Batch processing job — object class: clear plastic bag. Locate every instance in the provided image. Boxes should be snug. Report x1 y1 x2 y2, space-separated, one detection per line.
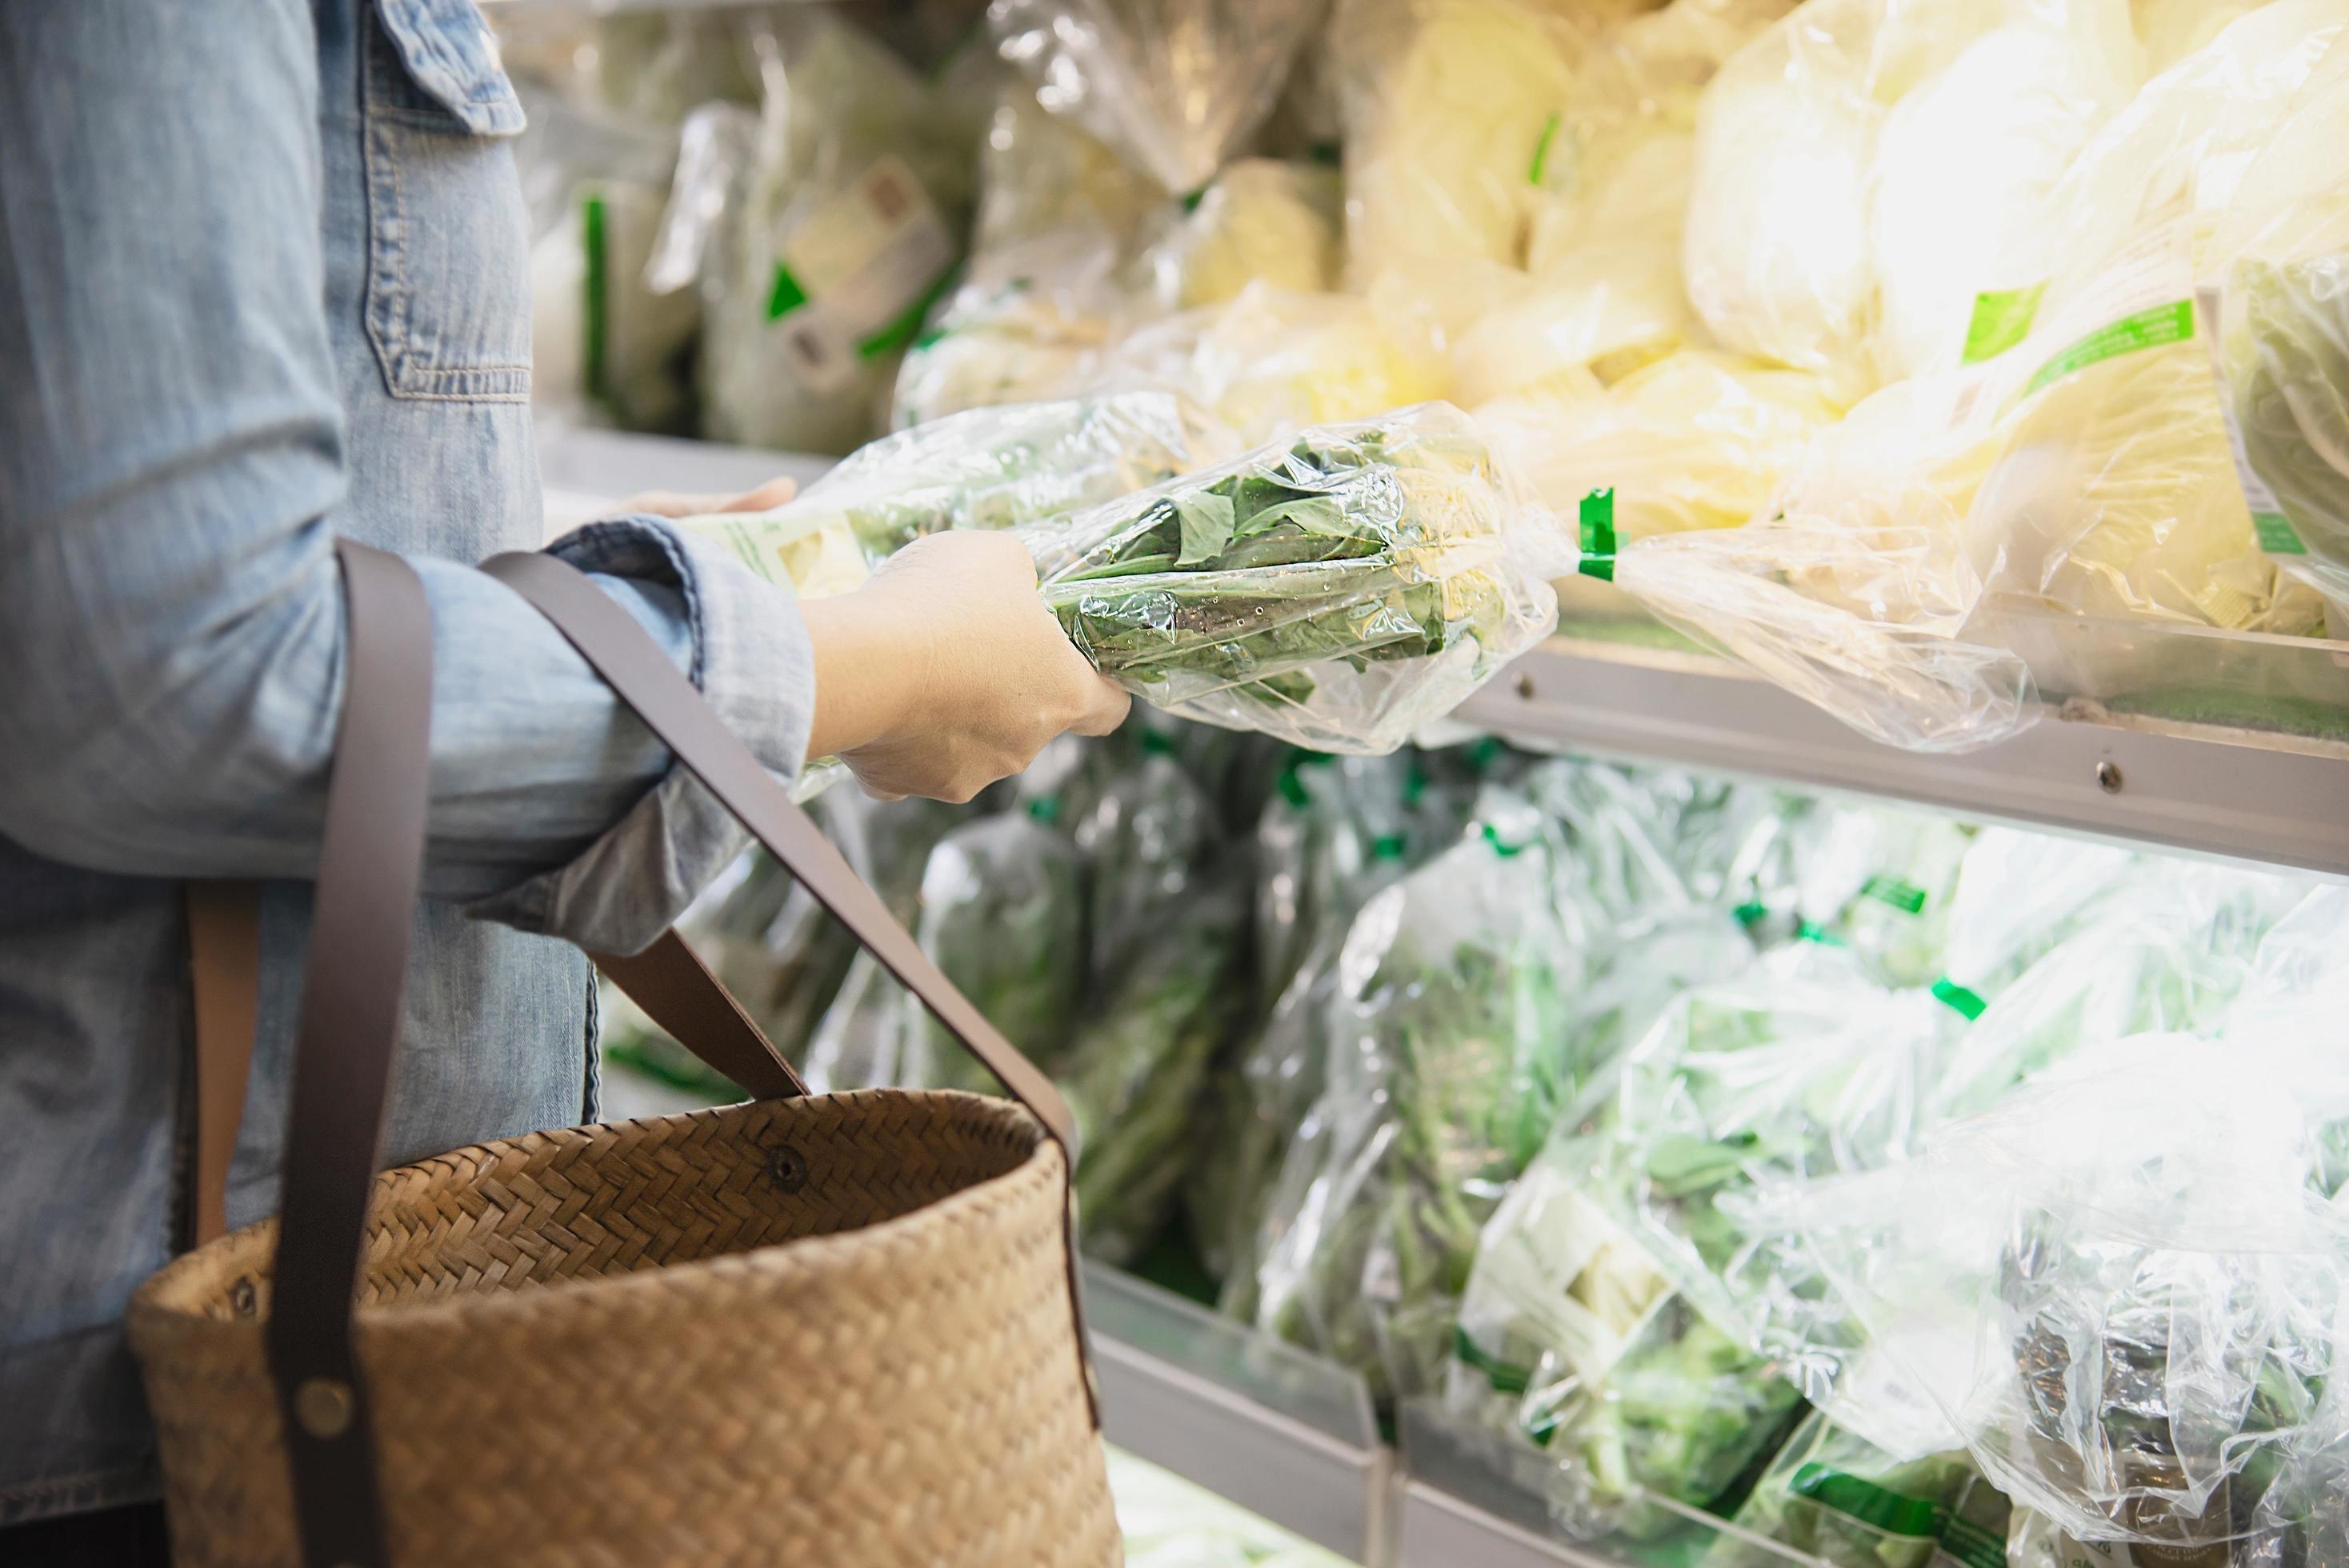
1963 2 2349 638
1479 350 1843 552
1703 1412 2012 1568
692 11 973 456
682 390 1232 592
1063 873 1247 1266
1022 402 1564 753
1782 1028 2349 1550
1683 0 2140 403
889 93 1160 428
1249 787 1581 1401
1092 282 1451 447
2207 30 2349 622
1130 158 1343 312
988 0 1326 197
1194 750 1451 1290
1331 0 1590 280
905 806 1089 1094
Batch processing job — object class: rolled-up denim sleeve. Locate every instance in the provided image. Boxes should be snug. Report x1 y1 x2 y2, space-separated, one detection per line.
0 0 813 955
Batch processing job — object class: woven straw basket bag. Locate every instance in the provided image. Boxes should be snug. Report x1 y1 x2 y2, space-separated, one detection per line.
127 542 1120 1567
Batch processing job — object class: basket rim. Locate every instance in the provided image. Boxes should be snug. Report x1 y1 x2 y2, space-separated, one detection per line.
130 1086 1067 1338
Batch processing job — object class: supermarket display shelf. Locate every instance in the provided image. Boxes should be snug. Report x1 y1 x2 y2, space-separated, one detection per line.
538 422 2349 877
1084 1266 1823 1568
1456 632 2349 882
1084 1265 1391 1566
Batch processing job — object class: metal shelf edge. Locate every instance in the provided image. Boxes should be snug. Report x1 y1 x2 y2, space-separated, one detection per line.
1459 636 2349 881
1092 1333 1391 1565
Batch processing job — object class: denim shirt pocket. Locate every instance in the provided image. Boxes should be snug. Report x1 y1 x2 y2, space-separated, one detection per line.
362 0 533 402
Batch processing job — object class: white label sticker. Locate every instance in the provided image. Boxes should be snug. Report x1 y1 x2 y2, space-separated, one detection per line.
766 157 955 394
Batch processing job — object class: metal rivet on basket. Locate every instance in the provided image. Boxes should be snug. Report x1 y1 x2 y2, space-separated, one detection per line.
228 1276 258 1319
766 1143 809 1194
294 1377 354 1439
2095 760 2123 794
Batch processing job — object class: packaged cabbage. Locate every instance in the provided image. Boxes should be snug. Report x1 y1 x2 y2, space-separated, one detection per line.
1478 350 1842 553
1450 243 1695 406
1685 0 2138 399
1022 402 1563 754
989 0 1324 196
1333 0 1587 279
1963 1 2349 638
1865 2 2139 383
1704 1414 2011 1568
1093 282 1451 446
683 391 1229 590
1249 790 1581 1400
1132 158 1342 312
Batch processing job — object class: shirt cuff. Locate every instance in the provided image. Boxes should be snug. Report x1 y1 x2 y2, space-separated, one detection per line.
465 516 815 954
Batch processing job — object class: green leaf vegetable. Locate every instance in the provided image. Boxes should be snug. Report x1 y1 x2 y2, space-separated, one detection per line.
1704 1414 2011 1568
908 808 1088 1094
1249 791 1579 1402
1066 877 1248 1267
1026 403 1560 753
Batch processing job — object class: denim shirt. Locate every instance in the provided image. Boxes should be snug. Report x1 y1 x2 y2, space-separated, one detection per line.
0 0 814 1522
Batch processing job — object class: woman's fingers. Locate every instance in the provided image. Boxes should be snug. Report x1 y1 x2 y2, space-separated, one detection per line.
621 474 799 521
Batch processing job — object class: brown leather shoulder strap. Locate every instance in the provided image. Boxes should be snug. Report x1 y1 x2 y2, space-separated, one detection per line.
593 930 808 1102
481 550 1078 1151
185 882 260 1248
266 538 434 1568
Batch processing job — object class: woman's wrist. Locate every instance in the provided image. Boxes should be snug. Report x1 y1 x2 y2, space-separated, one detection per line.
800 588 931 761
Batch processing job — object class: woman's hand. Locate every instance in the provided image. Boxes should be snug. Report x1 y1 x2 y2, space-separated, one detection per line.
619 474 800 521
799 532 1130 802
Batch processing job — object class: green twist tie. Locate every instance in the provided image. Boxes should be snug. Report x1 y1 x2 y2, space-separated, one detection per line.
1451 1326 1533 1396
1732 900 1769 927
1138 728 1178 758
1578 489 1617 582
1861 875 1928 914
1370 834 1407 862
1795 921 1847 947
1482 823 1527 858
1931 978 1987 1020
1528 111 1562 185
1027 794 1062 826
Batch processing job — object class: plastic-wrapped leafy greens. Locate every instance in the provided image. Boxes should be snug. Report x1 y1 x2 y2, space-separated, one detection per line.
1194 750 1450 1290
1023 402 1564 753
1783 802 1973 988
682 392 1231 592
1072 749 1221 986
988 0 1326 197
1109 1446 1358 1567
1249 788 1579 1401
1063 873 1247 1266
905 806 1089 1094
1445 1129 1806 1544
1703 1413 2012 1568
693 11 972 456
1783 1030 2349 1551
